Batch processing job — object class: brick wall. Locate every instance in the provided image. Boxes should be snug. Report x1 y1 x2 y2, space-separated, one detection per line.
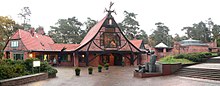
0 73 48 86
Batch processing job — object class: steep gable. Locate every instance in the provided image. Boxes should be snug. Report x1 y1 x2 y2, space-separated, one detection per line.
130 40 143 48
4 29 55 51
75 14 142 53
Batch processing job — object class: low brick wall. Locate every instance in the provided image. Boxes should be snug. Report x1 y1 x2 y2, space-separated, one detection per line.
134 72 162 78
0 73 48 86
134 63 182 78
162 63 182 75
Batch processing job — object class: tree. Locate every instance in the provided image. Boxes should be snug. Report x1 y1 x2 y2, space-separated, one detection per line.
49 17 84 44
0 16 17 42
119 11 140 40
36 26 45 35
0 16 22 59
118 11 148 44
84 17 97 32
182 26 193 38
182 21 211 42
149 22 172 46
136 30 148 44
18 7 31 30
212 24 220 40
173 34 187 42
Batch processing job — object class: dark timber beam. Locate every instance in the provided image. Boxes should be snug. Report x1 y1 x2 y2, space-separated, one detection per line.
85 42 93 66
86 52 89 66
130 53 134 65
133 54 141 65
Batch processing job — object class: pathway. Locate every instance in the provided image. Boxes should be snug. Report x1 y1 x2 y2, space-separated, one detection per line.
22 66 220 86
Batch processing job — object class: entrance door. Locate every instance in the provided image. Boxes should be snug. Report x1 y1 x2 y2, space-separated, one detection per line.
113 53 122 66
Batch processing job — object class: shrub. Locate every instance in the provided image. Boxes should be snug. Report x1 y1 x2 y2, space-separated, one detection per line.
24 58 39 72
0 58 58 80
75 67 81 76
160 56 193 64
75 67 81 72
40 61 51 72
104 63 109 68
2 59 14 65
175 54 185 59
0 65 17 80
88 67 93 74
218 52 220 56
0 51 3 59
98 65 102 72
47 67 58 76
98 65 102 69
88 67 93 71
104 63 109 70
202 52 212 57
173 52 211 62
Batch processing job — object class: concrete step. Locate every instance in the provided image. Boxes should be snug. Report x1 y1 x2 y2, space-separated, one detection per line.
176 68 220 81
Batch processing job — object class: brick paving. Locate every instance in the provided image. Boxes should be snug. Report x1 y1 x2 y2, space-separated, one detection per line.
22 65 220 86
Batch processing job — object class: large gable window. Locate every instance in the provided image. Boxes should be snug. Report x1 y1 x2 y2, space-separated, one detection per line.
101 32 120 48
11 41 18 48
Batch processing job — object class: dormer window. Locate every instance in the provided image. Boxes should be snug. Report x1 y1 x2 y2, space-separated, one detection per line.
11 40 18 48
108 19 112 25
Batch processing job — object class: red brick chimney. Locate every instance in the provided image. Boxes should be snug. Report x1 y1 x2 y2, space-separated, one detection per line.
29 28 35 37
37 27 45 35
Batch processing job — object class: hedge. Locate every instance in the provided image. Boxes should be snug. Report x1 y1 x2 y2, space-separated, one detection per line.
159 56 193 64
174 52 212 62
0 58 57 80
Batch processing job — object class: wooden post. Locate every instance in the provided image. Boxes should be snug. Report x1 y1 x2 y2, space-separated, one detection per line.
130 53 134 65
86 52 89 66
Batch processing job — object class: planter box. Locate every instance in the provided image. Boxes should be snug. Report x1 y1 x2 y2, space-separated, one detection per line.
48 73 57 78
134 63 182 78
134 71 162 78
161 63 182 75
0 73 48 86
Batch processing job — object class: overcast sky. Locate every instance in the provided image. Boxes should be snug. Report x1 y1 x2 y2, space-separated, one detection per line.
1 0 220 36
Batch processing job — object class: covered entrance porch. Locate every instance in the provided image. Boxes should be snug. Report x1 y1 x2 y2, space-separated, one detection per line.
75 51 143 67
29 51 74 66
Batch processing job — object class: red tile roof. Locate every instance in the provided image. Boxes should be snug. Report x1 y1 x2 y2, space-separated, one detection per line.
8 29 81 51
129 40 143 48
75 15 107 50
10 29 54 51
6 14 143 53
49 44 80 51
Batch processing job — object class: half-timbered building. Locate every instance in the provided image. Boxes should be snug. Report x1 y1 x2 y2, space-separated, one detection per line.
3 10 147 66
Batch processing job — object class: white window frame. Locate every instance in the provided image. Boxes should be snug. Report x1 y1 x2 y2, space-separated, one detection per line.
11 41 19 48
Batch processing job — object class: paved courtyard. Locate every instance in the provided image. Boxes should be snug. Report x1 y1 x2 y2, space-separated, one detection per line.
22 65 220 86
186 57 220 69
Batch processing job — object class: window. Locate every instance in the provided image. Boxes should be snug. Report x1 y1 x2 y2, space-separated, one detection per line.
11 41 18 48
60 54 69 62
103 32 120 48
105 28 114 32
108 19 112 25
14 54 23 60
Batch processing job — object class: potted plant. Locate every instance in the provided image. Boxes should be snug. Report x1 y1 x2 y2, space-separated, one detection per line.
75 67 81 76
98 65 102 72
88 67 93 75
104 63 109 70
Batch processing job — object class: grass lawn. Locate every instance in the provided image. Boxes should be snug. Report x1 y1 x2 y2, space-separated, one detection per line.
211 53 218 57
159 56 195 64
